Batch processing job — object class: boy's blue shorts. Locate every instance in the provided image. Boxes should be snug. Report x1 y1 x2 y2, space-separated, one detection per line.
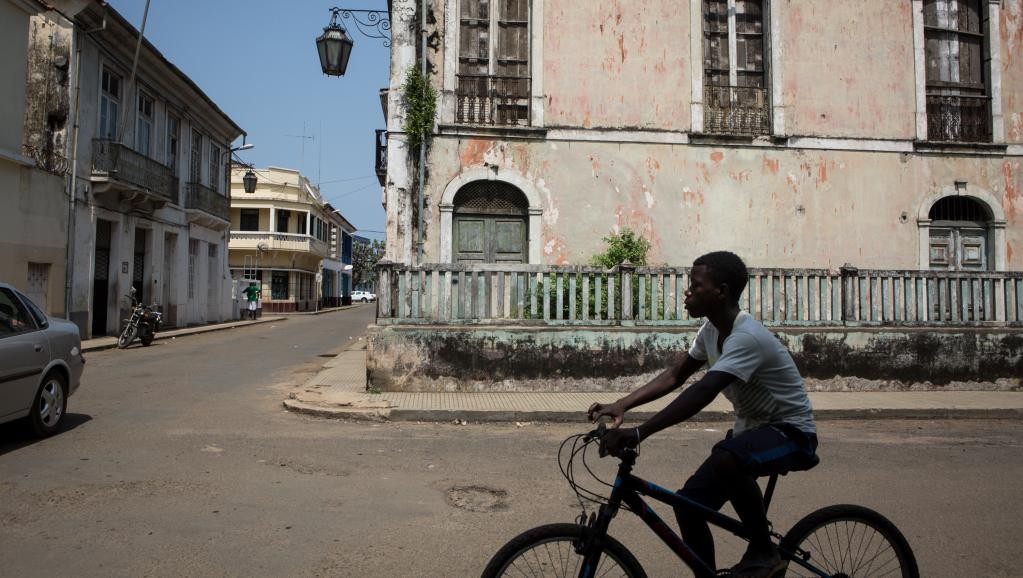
678 423 819 510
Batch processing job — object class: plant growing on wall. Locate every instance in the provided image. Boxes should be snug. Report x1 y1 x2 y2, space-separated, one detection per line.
401 64 436 150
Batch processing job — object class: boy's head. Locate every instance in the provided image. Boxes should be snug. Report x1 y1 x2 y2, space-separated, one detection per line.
692 251 748 306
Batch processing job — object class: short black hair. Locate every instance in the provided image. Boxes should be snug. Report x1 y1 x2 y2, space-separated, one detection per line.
693 251 748 303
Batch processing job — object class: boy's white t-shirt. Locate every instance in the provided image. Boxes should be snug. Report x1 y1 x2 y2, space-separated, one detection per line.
688 311 816 435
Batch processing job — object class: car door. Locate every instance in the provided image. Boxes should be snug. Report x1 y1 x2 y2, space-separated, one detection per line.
0 287 46 421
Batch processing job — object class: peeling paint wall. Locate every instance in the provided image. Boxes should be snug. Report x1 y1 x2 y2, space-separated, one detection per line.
23 14 72 163
543 1 691 130
424 138 1023 270
391 1 1023 270
367 325 1023 391
782 1 917 139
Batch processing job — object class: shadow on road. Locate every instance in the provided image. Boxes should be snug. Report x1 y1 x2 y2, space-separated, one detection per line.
0 413 93 457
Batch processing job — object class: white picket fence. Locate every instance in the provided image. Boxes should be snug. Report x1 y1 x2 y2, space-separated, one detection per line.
375 263 1023 327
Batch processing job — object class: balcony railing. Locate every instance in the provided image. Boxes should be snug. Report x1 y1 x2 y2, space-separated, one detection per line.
704 86 771 136
375 263 1023 327
455 74 531 126
185 182 230 221
230 232 329 256
375 129 387 186
91 139 177 203
926 94 992 143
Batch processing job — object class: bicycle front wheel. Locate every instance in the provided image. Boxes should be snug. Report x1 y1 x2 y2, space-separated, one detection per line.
482 523 646 578
780 504 919 578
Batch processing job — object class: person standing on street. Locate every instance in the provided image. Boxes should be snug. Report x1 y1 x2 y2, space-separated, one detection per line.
242 282 261 320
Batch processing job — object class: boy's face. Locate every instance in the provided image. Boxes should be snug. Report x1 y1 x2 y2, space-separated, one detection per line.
684 265 725 317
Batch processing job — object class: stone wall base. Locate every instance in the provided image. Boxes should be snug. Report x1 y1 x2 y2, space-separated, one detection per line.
366 324 1023 392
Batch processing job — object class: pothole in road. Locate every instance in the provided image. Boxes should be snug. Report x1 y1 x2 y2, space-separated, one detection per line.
318 354 335 358
446 485 509 512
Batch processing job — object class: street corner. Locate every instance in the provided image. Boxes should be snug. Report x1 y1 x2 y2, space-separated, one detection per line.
282 395 396 422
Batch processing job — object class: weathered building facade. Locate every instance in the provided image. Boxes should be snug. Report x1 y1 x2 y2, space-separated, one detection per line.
0 0 76 317
25 3 246 337
382 0 1023 272
228 166 355 313
369 0 1023 392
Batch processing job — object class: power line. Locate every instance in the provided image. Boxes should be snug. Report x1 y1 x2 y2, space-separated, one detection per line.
318 175 377 186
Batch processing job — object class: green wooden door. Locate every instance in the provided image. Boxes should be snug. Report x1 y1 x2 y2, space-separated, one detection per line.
455 216 526 263
452 180 529 264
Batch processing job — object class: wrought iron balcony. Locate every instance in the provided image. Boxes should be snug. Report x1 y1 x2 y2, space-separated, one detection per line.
926 95 992 143
91 139 177 209
185 181 230 227
455 75 531 126
703 85 771 136
375 129 387 186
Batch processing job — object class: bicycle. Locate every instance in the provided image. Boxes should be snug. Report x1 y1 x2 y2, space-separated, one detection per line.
482 423 919 578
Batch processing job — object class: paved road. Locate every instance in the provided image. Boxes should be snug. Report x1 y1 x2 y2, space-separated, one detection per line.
1 307 1020 577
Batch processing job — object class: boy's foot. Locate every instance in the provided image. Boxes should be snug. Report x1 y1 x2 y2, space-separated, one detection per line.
731 546 785 578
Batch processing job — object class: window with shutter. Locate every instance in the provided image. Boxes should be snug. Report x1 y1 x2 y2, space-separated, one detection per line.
703 0 770 136
456 0 531 126
923 0 991 142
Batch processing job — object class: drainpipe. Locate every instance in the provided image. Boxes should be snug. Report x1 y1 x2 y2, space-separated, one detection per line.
64 27 83 321
416 0 426 265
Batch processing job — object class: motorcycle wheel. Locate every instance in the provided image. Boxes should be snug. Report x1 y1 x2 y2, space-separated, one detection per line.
141 332 154 347
117 325 137 349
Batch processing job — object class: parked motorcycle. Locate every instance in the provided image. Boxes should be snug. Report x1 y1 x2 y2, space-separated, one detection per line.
117 287 163 349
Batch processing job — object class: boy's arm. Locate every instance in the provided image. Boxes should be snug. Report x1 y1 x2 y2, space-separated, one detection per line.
634 370 734 440
588 353 705 426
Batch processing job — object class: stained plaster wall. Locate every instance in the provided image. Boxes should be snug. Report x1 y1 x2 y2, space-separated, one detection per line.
542 0 691 130
367 324 1023 392
406 0 1023 270
423 138 1023 269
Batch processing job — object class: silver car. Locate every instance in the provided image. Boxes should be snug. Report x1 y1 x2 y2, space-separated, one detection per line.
0 282 85 436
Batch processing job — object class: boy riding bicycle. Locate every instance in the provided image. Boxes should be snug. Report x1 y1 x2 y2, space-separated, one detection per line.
589 251 819 578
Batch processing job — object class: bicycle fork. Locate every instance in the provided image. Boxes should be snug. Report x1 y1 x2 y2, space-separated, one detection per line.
574 501 620 578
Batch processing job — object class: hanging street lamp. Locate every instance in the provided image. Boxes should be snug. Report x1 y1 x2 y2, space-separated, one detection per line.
242 170 258 194
316 8 390 77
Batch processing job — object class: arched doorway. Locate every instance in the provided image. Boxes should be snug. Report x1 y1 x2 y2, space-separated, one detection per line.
452 180 528 264
927 196 992 270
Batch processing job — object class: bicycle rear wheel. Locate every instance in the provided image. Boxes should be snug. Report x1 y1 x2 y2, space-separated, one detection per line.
482 523 646 578
779 504 919 578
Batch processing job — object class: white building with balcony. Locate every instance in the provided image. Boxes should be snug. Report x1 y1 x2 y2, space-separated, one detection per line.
22 3 244 337
229 166 355 313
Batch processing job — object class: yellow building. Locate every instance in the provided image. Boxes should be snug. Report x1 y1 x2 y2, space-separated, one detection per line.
229 166 355 313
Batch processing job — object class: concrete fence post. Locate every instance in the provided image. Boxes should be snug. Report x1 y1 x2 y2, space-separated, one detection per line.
840 264 859 323
619 260 636 323
376 260 394 319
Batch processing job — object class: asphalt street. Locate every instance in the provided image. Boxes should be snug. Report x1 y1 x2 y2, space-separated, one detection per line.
1 306 1020 577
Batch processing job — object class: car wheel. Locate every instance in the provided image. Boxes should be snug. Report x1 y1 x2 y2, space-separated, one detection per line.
27 371 67 437
361 298 368 302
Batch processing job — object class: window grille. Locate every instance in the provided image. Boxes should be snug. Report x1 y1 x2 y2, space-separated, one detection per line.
703 0 770 136
456 0 531 125
923 0 991 142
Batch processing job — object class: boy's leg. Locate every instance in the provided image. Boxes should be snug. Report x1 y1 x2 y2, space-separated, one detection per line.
675 451 731 572
716 425 818 576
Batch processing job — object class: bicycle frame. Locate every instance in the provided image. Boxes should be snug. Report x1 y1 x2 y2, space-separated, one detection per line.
578 450 830 578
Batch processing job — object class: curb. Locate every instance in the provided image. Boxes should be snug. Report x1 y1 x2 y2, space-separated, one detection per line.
83 316 286 353
283 404 1023 423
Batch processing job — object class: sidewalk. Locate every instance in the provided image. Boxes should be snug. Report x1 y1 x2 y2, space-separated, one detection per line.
82 316 287 352
284 342 1023 422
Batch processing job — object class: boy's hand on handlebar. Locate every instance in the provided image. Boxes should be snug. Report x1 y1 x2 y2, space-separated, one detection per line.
587 400 625 427
600 427 640 458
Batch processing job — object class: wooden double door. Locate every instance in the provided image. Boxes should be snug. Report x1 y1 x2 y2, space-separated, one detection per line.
452 180 528 264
